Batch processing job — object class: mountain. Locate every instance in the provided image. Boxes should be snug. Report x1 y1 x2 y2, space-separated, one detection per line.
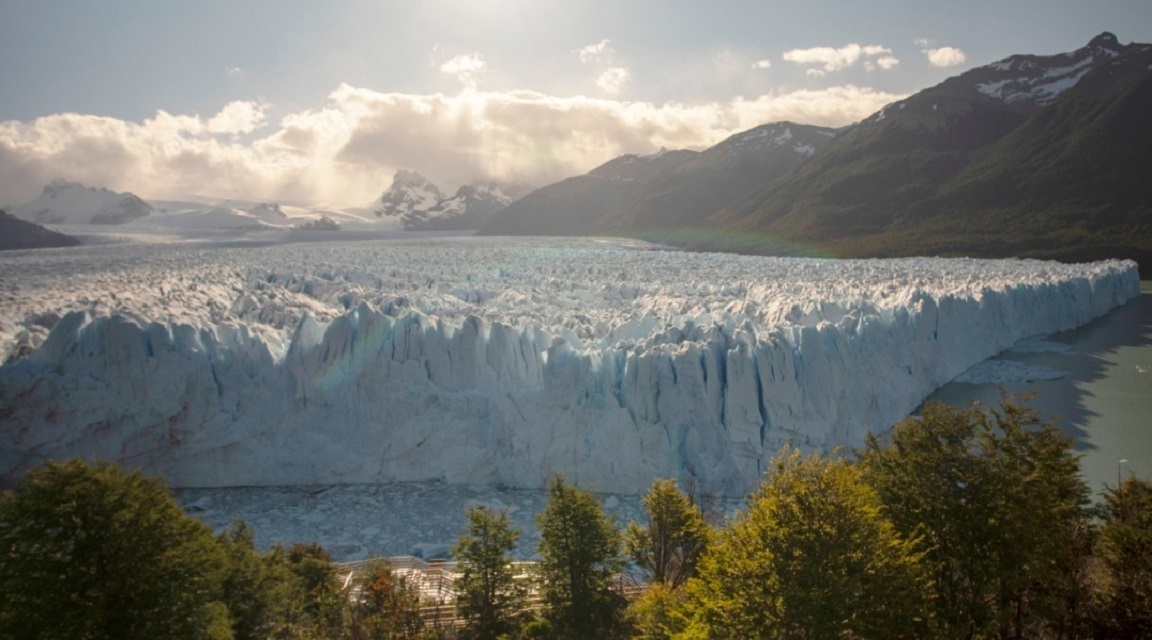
479 125 837 238
479 149 699 235
712 33 1152 273
9 180 153 225
375 170 533 230
479 34 1151 275
596 123 839 234
245 202 289 222
0 210 81 250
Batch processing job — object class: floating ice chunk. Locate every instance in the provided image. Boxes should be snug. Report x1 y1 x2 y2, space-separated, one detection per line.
1010 337 1074 353
953 359 1070 384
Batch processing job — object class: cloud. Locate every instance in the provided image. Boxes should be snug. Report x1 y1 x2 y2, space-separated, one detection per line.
876 56 900 70
227 67 244 78
913 38 931 47
596 67 630 95
864 55 901 72
439 53 488 87
207 101 268 135
577 40 628 94
576 39 612 63
0 84 907 206
782 43 894 72
924 46 967 67
751 59 773 70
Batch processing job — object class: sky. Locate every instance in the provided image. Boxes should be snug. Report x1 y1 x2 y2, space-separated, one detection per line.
1 0 1149 207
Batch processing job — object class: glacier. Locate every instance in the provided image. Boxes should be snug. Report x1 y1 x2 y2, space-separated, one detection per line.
0 236 1139 495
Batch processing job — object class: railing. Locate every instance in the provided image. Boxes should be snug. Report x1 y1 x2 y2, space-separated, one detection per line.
335 556 646 628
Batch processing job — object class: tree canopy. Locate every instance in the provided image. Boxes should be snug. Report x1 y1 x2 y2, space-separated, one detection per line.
536 474 627 639
859 395 1091 639
454 505 527 640
625 478 711 590
1092 476 1152 638
678 449 933 639
0 459 230 640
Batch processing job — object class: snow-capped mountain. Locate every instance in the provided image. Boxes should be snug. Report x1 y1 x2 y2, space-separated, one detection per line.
711 122 838 158
971 32 1124 108
9 180 153 225
718 31 1152 273
857 31 1136 133
586 148 700 182
143 197 363 231
375 170 445 221
375 170 532 230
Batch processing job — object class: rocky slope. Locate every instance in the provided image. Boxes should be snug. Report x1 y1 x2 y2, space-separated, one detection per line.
0 210 81 250
482 33 1152 275
715 33 1152 273
479 149 699 236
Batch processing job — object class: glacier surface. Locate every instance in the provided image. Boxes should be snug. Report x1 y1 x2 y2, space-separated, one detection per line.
0 236 1139 495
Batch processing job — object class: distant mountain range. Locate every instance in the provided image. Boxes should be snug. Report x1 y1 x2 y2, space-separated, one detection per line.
8 180 153 225
6 33 1147 272
376 170 534 231
480 32 1152 275
480 126 838 237
7 183 371 232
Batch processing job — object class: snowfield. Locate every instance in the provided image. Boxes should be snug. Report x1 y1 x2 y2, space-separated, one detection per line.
0 235 1139 495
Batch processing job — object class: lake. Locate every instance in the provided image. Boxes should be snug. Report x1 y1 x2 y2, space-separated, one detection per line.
926 282 1152 495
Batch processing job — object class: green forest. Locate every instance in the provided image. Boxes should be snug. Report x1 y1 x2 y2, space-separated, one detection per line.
1 396 1149 640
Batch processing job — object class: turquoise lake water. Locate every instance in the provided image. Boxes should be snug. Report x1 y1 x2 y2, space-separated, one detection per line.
926 283 1152 497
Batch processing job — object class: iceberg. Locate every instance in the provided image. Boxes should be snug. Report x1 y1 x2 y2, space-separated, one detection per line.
0 237 1139 495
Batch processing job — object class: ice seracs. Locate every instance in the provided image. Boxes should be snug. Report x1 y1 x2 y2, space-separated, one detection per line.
0 238 1139 495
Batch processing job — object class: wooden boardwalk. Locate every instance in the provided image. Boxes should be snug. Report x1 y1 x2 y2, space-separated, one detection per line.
335 556 644 628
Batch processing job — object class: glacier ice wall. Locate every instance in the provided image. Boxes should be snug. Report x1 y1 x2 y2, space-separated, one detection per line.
0 238 1140 494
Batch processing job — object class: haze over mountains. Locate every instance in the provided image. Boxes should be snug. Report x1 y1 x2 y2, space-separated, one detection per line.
481 124 838 237
375 170 534 231
481 32 1152 274
8 180 153 226
4 33 1148 275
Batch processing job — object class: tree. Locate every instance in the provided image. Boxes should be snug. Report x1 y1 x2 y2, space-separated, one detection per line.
0 459 230 640
349 558 424 640
677 449 934 640
454 505 527 640
1092 477 1152 638
625 478 711 590
858 395 1091 639
217 520 307 640
536 474 627 639
286 541 348 638
627 582 689 640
